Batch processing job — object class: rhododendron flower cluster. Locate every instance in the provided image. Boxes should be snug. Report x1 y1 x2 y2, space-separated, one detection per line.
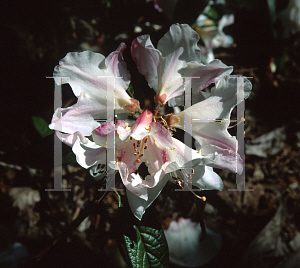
50 24 251 220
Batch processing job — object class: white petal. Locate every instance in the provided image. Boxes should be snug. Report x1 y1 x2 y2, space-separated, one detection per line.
53 48 139 115
93 120 128 148
193 166 223 190
218 15 234 32
182 59 233 94
50 92 100 136
157 24 201 62
126 171 169 220
169 76 251 174
132 24 204 106
72 138 107 169
55 131 87 147
131 35 161 91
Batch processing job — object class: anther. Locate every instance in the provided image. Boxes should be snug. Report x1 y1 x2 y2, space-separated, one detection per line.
130 137 132 140
191 168 194 174
144 146 147 149
134 152 139 155
139 154 143 157
136 158 141 163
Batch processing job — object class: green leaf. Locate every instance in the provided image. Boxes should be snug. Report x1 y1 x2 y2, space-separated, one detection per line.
138 226 169 268
123 226 150 268
127 83 134 98
203 7 219 22
123 226 169 268
117 196 169 268
32 116 54 138
62 151 77 165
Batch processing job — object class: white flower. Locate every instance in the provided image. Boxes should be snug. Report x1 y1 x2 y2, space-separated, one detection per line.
72 111 214 220
50 24 251 220
164 218 222 267
194 14 234 63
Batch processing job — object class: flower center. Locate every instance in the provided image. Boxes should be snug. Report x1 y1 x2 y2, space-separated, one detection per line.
131 136 148 163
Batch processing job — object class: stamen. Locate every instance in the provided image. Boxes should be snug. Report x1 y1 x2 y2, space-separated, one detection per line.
185 182 206 202
138 139 146 156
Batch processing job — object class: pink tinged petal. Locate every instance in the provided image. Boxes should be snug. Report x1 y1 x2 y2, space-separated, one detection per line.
164 137 215 174
149 122 174 149
53 50 107 98
142 136 167 175
117 125 132 141
168 76 251 174
55 131 87 147
131 35 160 91
53 49 138 115
204 145 243 175
105 42 130 89
124 98 140 114
93 120 128 147
130 110 153 140
117 139 141 176
182 59 233 95
155 47 186 105
193 166 224 190
72 138 107 169
105 43 141 114
49 92 100 136
132 24 203 106
125 171 169 220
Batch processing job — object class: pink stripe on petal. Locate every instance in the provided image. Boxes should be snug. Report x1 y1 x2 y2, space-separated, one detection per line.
198 132 237 152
